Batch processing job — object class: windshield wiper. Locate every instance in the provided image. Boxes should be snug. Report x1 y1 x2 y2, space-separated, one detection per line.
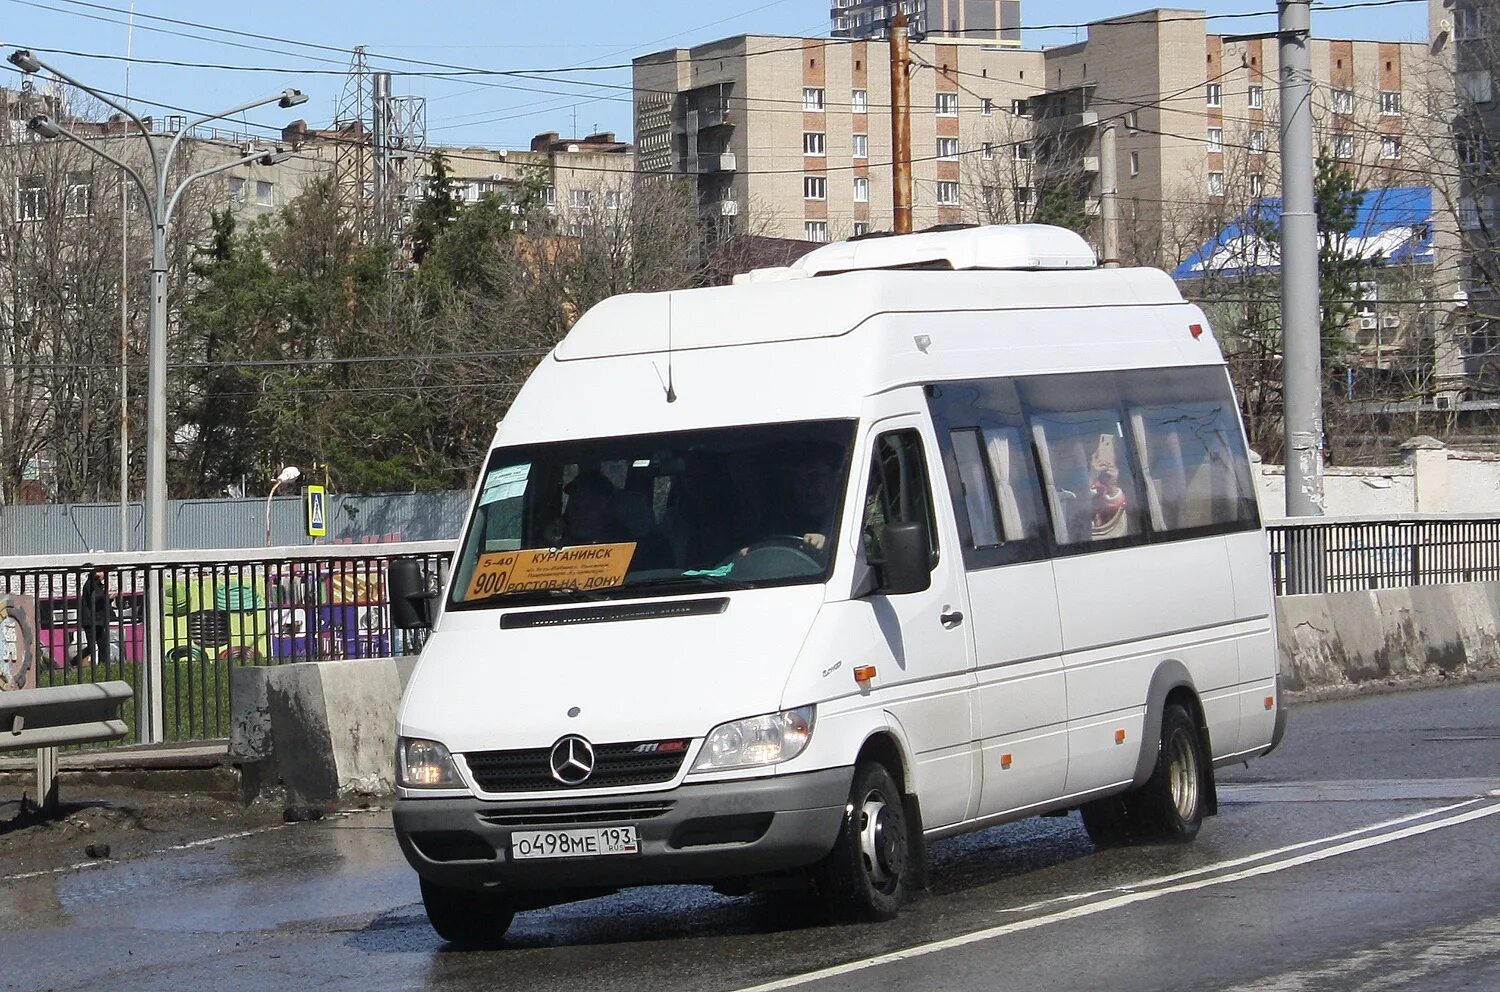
626 574 756 593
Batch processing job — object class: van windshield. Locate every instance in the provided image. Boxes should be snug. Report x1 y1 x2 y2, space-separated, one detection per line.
448 420 857 608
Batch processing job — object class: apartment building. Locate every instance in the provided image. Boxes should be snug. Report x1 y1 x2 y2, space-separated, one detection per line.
436 130 636 217
831 0 1022 44
635 35 1043 242
1429 0 1499 393
634 9 1427 258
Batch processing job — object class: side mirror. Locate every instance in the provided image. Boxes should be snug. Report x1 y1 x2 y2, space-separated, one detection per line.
390 559 435 629
878 522 932 595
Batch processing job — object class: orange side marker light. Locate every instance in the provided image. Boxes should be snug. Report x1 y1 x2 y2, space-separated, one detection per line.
853 665 878 684
1265 696 1276 710
1114 729 1127 745
1000 753 1013 770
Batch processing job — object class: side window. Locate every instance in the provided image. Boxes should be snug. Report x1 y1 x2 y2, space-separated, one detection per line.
1121 367 1260 535
861 429 938 565
1022 373 1147 548
927 379 1050 567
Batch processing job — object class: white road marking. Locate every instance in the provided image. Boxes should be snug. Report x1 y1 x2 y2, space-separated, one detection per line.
1213 912 1500 992
729 799 1500 992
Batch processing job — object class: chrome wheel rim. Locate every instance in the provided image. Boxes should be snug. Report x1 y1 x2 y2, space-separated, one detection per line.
857 790 906 890
1168 729 1200 821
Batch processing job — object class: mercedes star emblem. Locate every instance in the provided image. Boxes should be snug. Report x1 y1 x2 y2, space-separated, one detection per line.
549 735 596 785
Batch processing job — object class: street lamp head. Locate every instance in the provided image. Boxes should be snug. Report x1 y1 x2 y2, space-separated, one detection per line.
257 149 293 166
278 88 308 109
7 50 43 74
275 465 302 485
26 114 62 139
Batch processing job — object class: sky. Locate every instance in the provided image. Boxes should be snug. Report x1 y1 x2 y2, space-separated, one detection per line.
0 0 1431 150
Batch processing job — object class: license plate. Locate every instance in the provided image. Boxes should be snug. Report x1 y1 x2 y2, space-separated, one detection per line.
511 826 639 860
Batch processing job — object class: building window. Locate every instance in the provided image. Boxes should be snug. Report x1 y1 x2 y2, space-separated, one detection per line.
256 181 274 206
1379 90 1401 116
851 89 868 113
981 97 993 116
982 142 994 160
1459 70 1493 104
1129 151 1140 177
1125 110 1139 130
1207 128 1224 152
1456 7 1486 41
1381 135 1402 160
1459 134 1491 170
1250 173 1264 197
1248 85 1264 109
1333 133 1356 159
542 185 556 207
936 180 960 205
853 176 869 202
1251 129 1267 153
1014 186 1032 212
569 188 591 208
64 172 92 218
1208 171 1225 196
1013 143 1031 161
229 177 246 203
1332 88 1354 114
805 220 829 242
803 131 826 156
16 175 44 221
1011 98 1030 118
936 92 958 116
853 133 868 158
803 87 825 112
605 190 622 210
853 221 870 236
803 175 827 200
937 137 959 160
1460 195 1482 230
1206 83 1222 107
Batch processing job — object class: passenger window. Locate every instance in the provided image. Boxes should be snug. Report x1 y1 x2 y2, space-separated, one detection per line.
861 430 938 565
1022 373 1146 547
1121 367 1259 534
949 429 1001 547
978 425 1049 544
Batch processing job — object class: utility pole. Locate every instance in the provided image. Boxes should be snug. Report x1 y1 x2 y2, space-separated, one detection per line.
1099 121 1120 268
889 11 913 234
1278 0 1323 518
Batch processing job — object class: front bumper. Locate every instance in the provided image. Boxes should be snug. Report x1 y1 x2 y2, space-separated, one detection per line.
393 766 853 893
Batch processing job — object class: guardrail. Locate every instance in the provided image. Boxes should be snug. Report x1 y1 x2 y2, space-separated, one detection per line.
1 680 132 813
1266 515 1500 595
0 543 451 746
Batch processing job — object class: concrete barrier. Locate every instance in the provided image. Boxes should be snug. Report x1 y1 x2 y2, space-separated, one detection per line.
231 657 416 805
1275 581 1500 692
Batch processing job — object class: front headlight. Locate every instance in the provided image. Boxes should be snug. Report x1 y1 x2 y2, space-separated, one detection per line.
691 706 816 772
397 737 462 788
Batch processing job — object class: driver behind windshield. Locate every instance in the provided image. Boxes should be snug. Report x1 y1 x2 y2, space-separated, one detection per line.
754 443 843 556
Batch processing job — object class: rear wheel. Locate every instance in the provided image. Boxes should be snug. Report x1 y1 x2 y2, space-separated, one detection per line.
815 762 911 922
1079 794 1131 847
420 878 515 948
1134 703 1206 843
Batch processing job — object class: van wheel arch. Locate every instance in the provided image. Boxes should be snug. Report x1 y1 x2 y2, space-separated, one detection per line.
854 730 928 891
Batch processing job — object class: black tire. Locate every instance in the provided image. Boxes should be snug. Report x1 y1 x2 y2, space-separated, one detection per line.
420 878 516 948
815 762 911 922
1079 794 1132 848
1132 703 1207 843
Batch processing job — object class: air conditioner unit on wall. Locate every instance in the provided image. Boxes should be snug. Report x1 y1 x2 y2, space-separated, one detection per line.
1359 315 1379 330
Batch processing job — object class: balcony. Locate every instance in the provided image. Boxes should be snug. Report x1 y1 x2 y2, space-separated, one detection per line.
1032 110 1099 138
699 153 737 173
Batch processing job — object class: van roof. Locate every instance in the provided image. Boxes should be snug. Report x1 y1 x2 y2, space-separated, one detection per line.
554 266 1187 362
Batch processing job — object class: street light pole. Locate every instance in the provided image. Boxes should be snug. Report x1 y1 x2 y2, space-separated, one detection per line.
8 48 306 741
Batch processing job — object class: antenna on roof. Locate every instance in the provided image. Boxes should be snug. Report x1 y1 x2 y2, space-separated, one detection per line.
654 295 677 404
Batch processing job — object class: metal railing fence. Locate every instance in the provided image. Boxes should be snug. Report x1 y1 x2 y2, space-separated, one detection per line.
0 542 451 745
1267 515 1500 595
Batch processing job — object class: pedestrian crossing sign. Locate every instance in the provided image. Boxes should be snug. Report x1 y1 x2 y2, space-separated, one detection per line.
305 485 327 538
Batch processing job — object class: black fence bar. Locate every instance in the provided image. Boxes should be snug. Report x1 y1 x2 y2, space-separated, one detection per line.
1267 518 1500 596
0 546 451 745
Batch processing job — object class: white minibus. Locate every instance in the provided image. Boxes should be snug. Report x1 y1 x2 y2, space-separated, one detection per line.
388 225 1286 946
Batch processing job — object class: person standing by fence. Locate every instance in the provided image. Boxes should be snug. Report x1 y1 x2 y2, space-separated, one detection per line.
78 565 113 667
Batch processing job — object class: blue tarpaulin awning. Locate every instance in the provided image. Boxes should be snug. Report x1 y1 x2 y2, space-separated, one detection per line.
1172 186 1433 281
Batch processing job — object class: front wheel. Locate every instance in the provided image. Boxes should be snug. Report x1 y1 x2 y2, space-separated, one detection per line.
815 762 911 922
420 877 515 948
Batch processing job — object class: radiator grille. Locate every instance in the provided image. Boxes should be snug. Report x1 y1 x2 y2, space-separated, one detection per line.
465 742 688 793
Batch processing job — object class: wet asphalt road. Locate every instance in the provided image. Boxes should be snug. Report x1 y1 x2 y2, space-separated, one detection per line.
4 681 1499 992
